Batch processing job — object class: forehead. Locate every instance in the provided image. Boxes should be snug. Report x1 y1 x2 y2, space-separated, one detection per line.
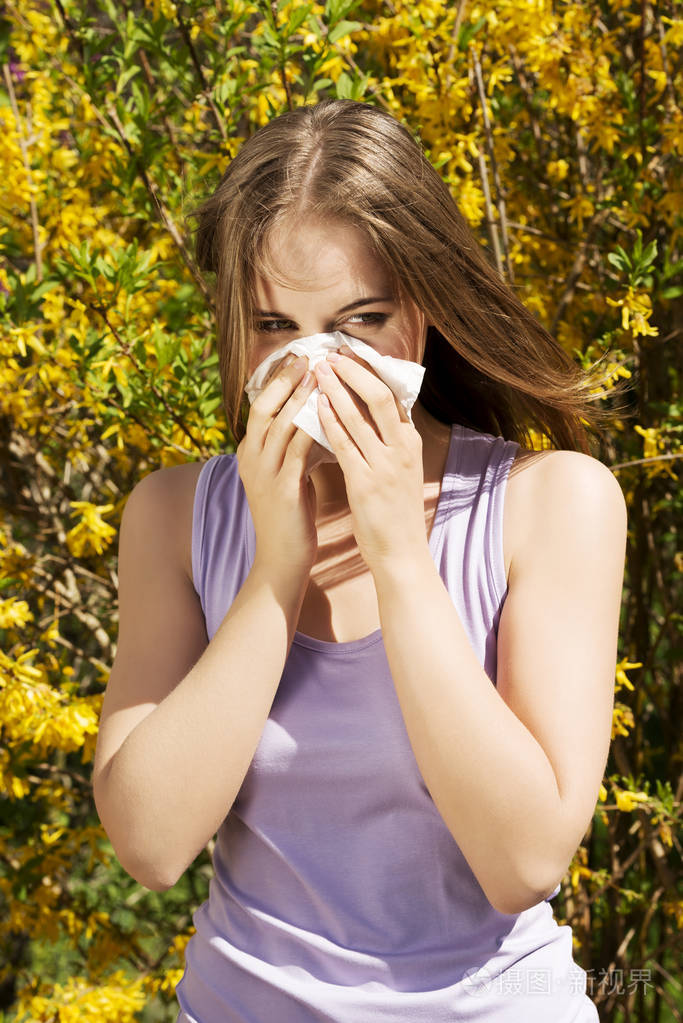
253 216 393 301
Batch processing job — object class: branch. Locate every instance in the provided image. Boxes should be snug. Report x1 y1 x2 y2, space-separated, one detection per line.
6 2 213 305
104 102 213 304
2 63 43 282
175 9 228 141
270 0 294 111
610 452 682 472
471 48 513 282
549 206 610 334
87 299 205 454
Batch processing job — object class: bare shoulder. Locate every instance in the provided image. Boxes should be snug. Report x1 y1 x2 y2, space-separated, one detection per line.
506 447 627 580
128 461 206 584
512 447 626 507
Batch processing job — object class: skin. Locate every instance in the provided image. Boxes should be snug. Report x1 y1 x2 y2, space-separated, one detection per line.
93 212 627 911
237 212 628 915
247 214 452 532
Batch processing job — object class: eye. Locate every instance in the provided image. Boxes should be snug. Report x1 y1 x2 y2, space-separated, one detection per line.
344 313 388 326
255 319 293 333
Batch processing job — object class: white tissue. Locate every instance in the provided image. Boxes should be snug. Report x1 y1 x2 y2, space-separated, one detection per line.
244 332 426 456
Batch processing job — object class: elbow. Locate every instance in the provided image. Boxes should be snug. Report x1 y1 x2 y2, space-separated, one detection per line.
93 780 180 893
489 884 557 916
122 853 179 892
486 866 564 916
111 844 180 892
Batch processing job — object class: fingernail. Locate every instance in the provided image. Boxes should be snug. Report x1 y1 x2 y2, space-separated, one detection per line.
316 360 332 374
299 370 312 387
327 351 341 362
293 355 307 370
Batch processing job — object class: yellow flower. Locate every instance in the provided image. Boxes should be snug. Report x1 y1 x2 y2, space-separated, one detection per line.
658 822 673 848
606 289 660 338
611 701 634 739
547 159 569 181
614 788 649 812
66 501 117 558
0 596 34 630
615 658 642 692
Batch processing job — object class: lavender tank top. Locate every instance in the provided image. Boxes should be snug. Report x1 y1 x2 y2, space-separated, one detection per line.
176 423 598 1023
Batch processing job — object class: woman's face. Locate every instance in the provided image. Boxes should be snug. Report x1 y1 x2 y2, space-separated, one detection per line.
247 216 429 378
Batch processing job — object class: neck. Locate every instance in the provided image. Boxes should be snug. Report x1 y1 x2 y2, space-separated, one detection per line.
306 399 451 521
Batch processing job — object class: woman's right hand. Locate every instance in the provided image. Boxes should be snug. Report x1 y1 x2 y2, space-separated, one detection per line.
236 355 318 577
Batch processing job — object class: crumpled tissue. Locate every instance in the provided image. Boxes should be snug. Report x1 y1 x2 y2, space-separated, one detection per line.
244 331 425 457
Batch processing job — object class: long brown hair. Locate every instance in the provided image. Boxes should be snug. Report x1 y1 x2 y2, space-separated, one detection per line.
187 98 632 452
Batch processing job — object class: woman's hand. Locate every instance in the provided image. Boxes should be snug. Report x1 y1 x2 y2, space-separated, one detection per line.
237 355 318 576
314 347 428 573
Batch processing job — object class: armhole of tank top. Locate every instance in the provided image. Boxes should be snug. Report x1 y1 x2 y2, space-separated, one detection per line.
488 437 521 610
191 455 222 610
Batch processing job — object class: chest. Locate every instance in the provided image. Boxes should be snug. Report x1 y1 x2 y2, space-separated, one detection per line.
295 462 528 644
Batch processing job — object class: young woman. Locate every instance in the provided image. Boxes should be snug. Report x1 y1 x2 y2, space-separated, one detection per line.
93 99 629 1021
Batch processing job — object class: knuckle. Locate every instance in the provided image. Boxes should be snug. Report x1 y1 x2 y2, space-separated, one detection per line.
250 392 269 417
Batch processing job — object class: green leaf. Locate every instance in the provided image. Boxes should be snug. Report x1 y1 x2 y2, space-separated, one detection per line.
130 80 150 122
154 330 182 371
458 15 487 51
115 376 133 408
324 0 360 27
287 3 312 35
607 251 629 272
199 396 222 417
335 71 354 99
328 19 362 43
305 12 323 37
31 279 61 302
640 239 658 269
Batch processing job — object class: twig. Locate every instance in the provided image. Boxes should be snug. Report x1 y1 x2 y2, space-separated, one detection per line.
476 143 503 277
175 9 228 141
6 1 212 304
137 48 177 148
2 63 43 282
639 0 648 165
313 14 394 111
471 48 513 282
104 102 212 303
270 0 294 111
549 207 611 334
654 4 677 108
87 299 205 454
610 452 681 472
446 0 468 65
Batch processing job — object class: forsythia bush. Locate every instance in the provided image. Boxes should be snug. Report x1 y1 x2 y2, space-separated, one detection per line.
0 1 680 1020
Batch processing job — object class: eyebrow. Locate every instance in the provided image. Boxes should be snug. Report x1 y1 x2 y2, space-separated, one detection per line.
254 296 394 317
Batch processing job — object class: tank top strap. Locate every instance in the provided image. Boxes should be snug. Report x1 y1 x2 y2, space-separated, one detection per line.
192 453 253 637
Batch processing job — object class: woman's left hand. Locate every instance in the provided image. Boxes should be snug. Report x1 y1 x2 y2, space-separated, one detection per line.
314 347 429 574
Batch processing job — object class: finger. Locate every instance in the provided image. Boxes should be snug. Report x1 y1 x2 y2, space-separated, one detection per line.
262 369 317 464
245 355 308 445
314 361 383 460
281 421 316 476
323 353 406 445
317 391 369 473
338 349 411 427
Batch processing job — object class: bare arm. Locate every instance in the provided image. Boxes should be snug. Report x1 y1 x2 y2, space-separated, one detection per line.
93 355 317 890
94 489 308 890
371 453 627 914
312 350 628 915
